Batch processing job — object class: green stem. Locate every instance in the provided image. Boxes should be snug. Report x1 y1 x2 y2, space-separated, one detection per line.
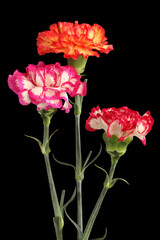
43 122 63 240
82 159 118 240
75 114 82 175
77 180 83 235
75 113 83 240
109 156 118 181
82 187 108 240
67 57 87 240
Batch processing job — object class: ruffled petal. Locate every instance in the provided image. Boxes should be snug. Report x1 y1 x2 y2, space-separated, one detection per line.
17 73 34 92
18 91 31 105
28 87 43 104
37 30 59 55
60 92 72 113
85 106 108 132
76 81 87 96
132 111 154 145
8 70 21 94
107 121 122 138
8 61 86 112
44 88 59 100
37 21 113 59
45 70 57 87
8 70 34 94
45 99 62 109
86 106 154 145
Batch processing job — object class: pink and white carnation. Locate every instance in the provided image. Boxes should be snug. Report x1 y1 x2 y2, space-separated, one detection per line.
8 61 87 113
86 106 154 145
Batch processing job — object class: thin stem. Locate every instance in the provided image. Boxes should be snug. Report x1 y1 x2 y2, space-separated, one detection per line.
82 158 118 240
75 114 82 175
43 124 49 147
82 187 108 240
75 113 83 240
77 180 83 234
43 122 63 240
109 157 118 182
44 153 61 218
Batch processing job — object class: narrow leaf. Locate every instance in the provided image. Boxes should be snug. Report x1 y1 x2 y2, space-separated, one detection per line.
114 178 130 185
64 208 83 237
53 153 76 171
45 129 59 154
91 228 107 240
69 99 75 105
60 190 66 216
110 178 129 188
24 134 44 153
83 151 93 169
94 164 110 188
63 188 83 237
63 188 76 210
82 144 102 172
48 129 59 142
94 164 108 176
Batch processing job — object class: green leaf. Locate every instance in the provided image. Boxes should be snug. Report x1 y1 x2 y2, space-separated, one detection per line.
110 178 129 188
94 164 108 176
63 188 76 210
52 153 76 171
83 151 93 169
63 188 83 237
90 228 107 240
60 190 66 217
64 208 83 237
94 164 111 189
45 129 59 154
24 134 45 154
82 144 102 172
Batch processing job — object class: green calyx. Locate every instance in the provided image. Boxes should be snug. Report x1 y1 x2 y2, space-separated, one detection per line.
103 132 133 159
38 107 57 126
67 55 88 75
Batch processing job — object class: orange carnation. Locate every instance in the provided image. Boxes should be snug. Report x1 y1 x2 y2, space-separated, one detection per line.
37 21 113 60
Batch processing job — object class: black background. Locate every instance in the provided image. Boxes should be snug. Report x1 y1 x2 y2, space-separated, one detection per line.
1 2 159 240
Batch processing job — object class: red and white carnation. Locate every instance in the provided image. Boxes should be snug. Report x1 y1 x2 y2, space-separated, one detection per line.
86 106 154 145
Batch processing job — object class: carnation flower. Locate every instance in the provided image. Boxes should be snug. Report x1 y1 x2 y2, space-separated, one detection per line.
8 61 87 113
37 21 113 60
86 106 154 145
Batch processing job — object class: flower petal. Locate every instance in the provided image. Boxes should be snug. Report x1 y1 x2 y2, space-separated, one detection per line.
86 106 154 145
76 81 87 96
85 107 108 132
44 88 59 99
60 92 72 113
46 99 62 109
37 21 113 59
37 103 51 111
8 70 34 94
132 111 154 145
28 87 43 104
37 30 59 55
18 73 34 91
45 70 57 87
8 70 21 94
18 91 31 105
107 121 122 139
